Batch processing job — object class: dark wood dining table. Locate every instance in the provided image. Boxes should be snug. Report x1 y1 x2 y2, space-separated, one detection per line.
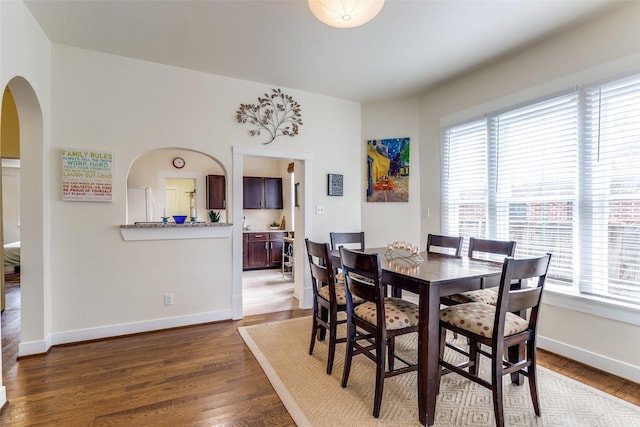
331 247 503 426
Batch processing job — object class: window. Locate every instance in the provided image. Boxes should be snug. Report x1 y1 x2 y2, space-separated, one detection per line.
442 73 640 307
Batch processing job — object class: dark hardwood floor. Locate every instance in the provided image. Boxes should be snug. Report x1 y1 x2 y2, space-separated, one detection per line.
1 279 638 426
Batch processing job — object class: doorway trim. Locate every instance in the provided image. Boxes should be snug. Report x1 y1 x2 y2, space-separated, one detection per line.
232 146 313 319
156 170 205 220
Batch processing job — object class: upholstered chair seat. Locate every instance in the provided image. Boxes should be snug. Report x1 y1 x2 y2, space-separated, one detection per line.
318 283 364 306
447 288 498 305
354 298 419 330
440 302 528 338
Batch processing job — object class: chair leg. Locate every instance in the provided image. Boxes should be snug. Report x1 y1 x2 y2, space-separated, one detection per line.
469 339 479 376
309 308 318 355
373 333 386 418
326 313 337 375
387 336 395 371
491 351 505 427
341 323 356 388
508 343 525 385
527 341 541 416
318 306 328 341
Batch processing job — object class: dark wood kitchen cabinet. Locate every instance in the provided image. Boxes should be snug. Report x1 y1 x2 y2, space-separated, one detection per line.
264 177 283 209
245 232 269 269
269 233 284 265
206 175 226 210
243 177 283 209
243 231 286 270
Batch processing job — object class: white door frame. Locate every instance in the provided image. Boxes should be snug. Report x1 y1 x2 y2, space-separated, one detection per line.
231 146 313 319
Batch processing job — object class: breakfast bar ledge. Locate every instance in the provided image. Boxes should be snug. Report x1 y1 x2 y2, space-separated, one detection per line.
120 222 233 241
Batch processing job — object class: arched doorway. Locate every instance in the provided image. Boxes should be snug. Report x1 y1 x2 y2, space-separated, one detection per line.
1 76 47 372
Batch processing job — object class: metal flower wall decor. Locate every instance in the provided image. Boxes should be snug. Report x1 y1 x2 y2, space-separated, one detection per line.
235 88 303 144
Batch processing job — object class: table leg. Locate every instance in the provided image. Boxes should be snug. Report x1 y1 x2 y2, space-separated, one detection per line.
418 285 440 426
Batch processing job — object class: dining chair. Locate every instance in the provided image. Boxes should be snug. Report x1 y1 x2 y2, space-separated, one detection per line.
442 237 517 306
329 231 365 283
339 246 419 418
438 253 552 427
305 239 362 375
426 233 463 256
330 231 365 251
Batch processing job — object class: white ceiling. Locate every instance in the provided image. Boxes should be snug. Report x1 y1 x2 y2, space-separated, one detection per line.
24 0 618 103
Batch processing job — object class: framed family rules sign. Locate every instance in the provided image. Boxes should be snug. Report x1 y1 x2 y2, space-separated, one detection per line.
62 149 113 202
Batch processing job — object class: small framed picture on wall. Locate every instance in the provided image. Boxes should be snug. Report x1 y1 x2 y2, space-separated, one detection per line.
328 173 343 196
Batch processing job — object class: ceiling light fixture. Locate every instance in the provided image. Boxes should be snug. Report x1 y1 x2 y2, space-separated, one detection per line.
308 0 385 29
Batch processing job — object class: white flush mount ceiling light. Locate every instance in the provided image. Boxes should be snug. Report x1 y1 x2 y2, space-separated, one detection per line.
308 0 385 28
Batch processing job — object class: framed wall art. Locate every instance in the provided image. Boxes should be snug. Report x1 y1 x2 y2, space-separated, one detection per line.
62 149 113 202
327 173 343 196
366 137 410 203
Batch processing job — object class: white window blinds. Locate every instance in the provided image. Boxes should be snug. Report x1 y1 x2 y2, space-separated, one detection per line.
442 72 640 307
492 93 579 288
583 75 640 304
442 120 488 246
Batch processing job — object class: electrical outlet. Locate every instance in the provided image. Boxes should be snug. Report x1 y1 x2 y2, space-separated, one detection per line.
164 293 173 306
316 205 325 215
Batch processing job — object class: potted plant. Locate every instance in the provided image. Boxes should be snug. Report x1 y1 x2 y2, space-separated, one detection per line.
270 221 280 230
208 210 221 223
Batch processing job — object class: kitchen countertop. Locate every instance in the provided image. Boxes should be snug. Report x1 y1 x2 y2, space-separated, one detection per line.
121 222 232 228
243 229 289 233
119 222 232 241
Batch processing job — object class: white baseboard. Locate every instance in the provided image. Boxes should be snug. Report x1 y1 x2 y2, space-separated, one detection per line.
18 309 232 357
19 334 52 356
538 335 640 384
0 386 6 412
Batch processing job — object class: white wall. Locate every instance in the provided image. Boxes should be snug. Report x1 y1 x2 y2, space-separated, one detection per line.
41 44 361 345
361 98 422 248
411 1 640 381
1 0 53 410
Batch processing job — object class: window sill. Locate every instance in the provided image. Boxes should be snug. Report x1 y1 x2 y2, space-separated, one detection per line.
542 288 640 326
119 222 233 241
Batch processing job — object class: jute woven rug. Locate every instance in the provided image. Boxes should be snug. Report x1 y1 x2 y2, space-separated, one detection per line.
239 317 640 427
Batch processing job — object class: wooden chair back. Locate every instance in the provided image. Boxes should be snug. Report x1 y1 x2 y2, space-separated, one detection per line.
468 237 516 259
468 237 518 288
330 232 365 251
339 246 383 312
426 233 463 256
497 254 551 320
305 239 336 299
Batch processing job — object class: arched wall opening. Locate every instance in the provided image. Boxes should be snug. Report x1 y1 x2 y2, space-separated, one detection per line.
2 76 47 361
126 148 228 224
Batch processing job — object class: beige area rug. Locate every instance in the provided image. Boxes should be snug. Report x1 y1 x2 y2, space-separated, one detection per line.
239 317 640 427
